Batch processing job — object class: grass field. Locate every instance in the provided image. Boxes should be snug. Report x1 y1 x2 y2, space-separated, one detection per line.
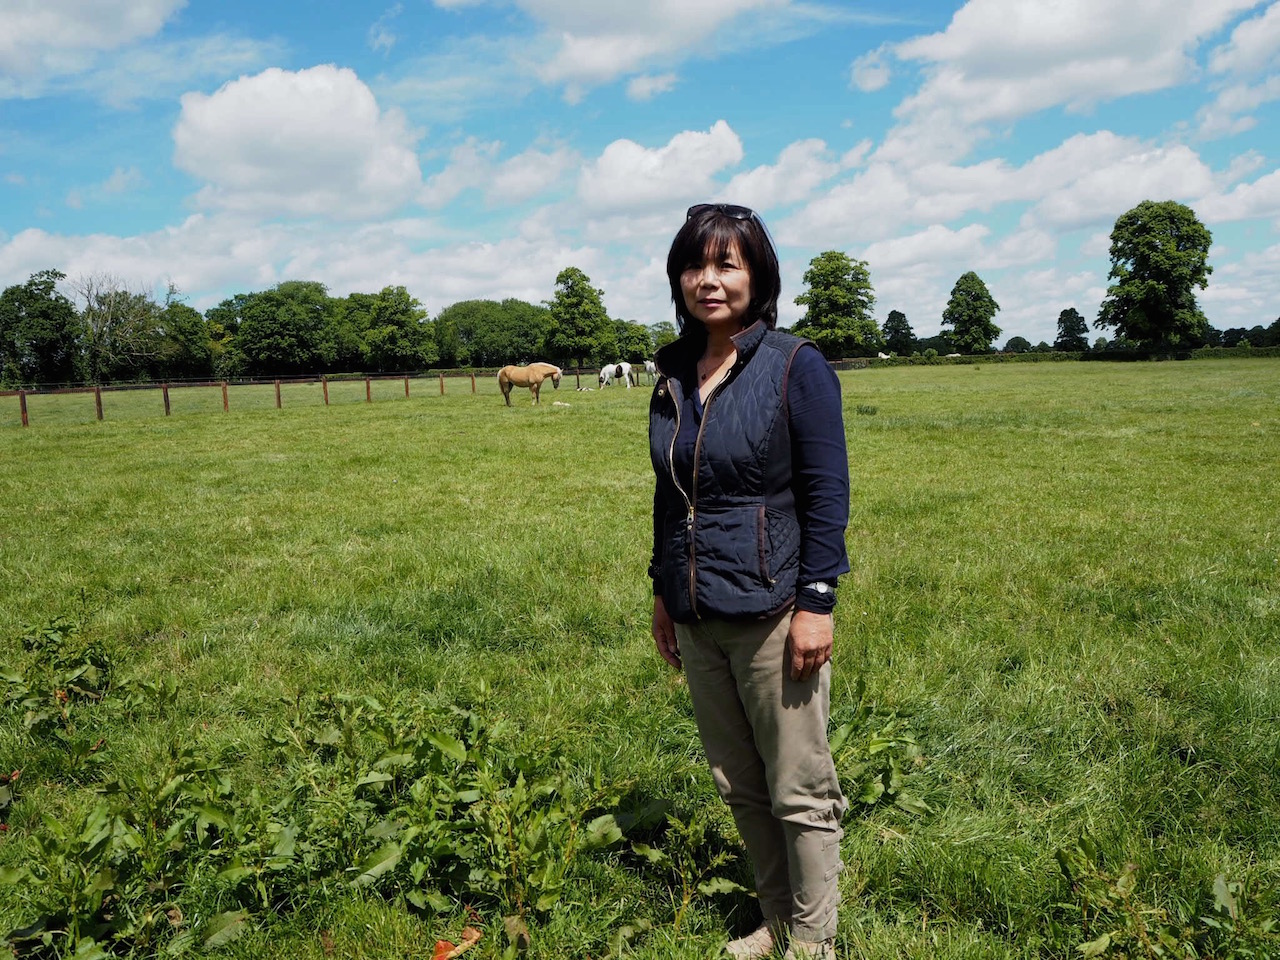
1 360 1277 959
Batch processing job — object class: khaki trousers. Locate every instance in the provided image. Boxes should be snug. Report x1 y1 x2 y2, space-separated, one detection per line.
676 608 847 942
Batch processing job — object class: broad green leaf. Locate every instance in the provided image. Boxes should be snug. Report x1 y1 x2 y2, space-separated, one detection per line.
71 938 109 960
351 842 402 887
858 780 885 804
582 813 623 849
894 794 932 816
217 862 254 885
374 751 415 769
0 865 30 883
1212 874 1238 920
697 876 747 896
202 911 249 948
355 771 394 789
630 842 669 865
1077 932 1111 958
827 724 852 757
427 731 467 763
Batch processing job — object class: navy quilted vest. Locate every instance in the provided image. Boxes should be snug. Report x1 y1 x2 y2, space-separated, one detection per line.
650 322 810 622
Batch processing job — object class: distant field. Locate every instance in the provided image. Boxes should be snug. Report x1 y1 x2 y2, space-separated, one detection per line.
1 360 1277 959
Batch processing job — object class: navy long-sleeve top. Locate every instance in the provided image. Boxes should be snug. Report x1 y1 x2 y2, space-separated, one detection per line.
658 343 850 614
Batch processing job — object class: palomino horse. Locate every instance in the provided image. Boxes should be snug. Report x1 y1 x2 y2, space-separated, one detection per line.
498 362 563 406
599 361 634 388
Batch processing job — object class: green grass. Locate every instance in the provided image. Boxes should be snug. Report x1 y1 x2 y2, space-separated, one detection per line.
1 360 1277 959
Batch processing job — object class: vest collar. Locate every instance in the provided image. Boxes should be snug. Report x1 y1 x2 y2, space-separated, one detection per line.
655 320 769 378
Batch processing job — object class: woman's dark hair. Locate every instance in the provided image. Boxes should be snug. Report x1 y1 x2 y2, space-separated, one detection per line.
666 204 781 336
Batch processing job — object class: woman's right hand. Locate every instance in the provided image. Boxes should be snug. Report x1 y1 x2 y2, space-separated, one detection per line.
652 595 681 671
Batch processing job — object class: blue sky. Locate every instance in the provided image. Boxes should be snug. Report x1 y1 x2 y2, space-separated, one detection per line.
2 0 1280 344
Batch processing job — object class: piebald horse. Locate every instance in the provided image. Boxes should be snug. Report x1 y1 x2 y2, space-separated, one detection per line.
498 362 563 406
599 361 634 388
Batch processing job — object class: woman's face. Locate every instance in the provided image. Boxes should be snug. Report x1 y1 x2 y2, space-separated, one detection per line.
681 238 753 331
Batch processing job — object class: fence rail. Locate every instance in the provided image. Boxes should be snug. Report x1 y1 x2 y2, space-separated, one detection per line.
0 367 639 428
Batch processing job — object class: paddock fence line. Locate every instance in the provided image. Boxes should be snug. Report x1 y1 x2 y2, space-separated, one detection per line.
0 366 655 428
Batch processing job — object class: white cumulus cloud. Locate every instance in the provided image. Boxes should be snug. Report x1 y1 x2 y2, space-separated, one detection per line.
173 65 424 219
0 0 184 77
723 139 839 210
578 120 744 213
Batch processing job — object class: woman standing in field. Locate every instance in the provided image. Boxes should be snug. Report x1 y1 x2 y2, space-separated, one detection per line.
648 203 850 960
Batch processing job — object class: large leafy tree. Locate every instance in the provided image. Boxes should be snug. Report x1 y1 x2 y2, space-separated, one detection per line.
544 267 613 368
793 251 882 358
1054 307 1090 352
154 285 214 379
342 286 436 371
882 309 915 355
649 321 678 353
435 298 550 367
233 281 340 375
1003 336 1032 354
0 269 84 386
941 271 1001 353
1096 200 1213 350
614 319 653 362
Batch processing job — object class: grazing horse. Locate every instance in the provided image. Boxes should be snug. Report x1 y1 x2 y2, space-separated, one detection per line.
498 362 562 406
643 359 657 383
599 361 634 388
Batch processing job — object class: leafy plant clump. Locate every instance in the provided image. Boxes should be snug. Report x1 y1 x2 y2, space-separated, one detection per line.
1057 835 1277 959
1 632 639 958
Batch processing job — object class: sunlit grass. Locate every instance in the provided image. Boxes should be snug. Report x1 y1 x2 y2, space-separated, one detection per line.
1 359 1277 958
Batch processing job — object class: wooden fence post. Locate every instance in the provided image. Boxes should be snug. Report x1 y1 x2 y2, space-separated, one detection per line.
470 373 476 394
19 390 28 428
404 376 410 397
274 380 282 408
365 377 372 403
439 373 445 395
94 386 103 421
222 381 229 412
162 383 171 416
322 377 329 406
575 368 581 389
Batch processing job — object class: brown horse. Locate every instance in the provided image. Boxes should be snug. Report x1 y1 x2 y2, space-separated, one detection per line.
497 362 563 406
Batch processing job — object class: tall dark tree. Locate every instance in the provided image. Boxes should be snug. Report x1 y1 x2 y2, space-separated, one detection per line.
941 271 1001 353
1054 307 1090 352
0 269 84 386
1003 336 1032 354
154 285 214 379
544 267 613 368
793 251 882 358
1096 200 1213 350
882 309 915 355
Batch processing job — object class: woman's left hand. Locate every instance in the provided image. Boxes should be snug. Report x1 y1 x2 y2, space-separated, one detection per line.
787 610 833 681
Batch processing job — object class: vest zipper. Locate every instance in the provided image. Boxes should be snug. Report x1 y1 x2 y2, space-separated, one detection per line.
688 370 734 619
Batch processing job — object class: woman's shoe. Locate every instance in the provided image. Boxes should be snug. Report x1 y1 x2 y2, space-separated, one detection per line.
724 922 776 959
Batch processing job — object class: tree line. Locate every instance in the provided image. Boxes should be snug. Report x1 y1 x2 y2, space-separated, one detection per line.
0 266 673 387
791 200 1279 359
3 199 1275 388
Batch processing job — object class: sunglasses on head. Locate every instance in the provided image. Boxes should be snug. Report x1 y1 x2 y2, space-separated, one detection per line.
686 203 758 221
